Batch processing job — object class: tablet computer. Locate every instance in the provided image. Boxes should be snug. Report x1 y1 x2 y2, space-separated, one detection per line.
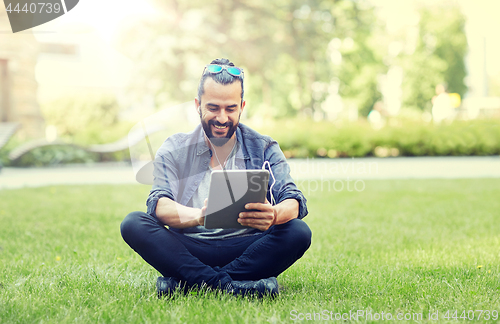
204 169 269 229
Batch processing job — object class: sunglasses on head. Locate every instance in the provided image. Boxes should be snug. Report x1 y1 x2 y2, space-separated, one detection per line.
203 64 244 78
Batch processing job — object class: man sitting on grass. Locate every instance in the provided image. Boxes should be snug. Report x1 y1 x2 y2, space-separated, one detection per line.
120 58 311 298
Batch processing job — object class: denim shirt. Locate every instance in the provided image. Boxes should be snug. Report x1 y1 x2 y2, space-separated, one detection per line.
146 123 308 229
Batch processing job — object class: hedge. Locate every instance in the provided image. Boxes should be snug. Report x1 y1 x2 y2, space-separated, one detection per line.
254 119 500 158
1 119 499 167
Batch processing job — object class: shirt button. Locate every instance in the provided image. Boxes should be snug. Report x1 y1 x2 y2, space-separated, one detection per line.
195 181 198 185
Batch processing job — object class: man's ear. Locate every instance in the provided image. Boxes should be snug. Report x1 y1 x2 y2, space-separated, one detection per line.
194 98 201 116
240 100 246 113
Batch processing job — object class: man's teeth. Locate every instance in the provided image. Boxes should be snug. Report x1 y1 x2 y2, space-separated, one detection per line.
214 125 226 129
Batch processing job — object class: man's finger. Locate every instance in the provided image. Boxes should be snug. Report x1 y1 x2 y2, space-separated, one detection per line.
239 212 273 219
238 217 272 227
245 203 273 211
240 220 272 231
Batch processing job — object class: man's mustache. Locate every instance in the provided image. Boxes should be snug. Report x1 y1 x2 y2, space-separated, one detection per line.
209 120 233 127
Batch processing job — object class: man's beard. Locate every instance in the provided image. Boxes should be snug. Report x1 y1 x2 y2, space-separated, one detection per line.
201 117 239 147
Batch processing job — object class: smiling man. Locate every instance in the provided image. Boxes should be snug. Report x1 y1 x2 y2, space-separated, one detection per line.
120 58 311 298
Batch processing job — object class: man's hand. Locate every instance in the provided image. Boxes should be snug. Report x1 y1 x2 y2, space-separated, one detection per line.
198 198 207 226
238 199 277 231
156 197 205 228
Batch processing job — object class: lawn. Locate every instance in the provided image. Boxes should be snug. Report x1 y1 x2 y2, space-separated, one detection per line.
0 179 499 323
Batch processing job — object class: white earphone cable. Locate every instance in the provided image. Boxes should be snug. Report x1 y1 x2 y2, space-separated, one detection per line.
262 161 276 205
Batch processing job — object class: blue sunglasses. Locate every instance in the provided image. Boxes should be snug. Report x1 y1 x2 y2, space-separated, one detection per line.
203 64 244 78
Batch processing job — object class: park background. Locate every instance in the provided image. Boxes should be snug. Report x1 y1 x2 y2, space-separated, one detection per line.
1 0 500 163
1 0 500 323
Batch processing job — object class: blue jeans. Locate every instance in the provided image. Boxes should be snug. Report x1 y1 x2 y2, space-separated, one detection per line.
120 211 312 289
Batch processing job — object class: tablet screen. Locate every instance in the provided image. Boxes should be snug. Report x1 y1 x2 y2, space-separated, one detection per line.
204 170 269 229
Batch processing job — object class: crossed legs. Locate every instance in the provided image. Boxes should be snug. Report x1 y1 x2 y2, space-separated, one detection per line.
120 211 311 289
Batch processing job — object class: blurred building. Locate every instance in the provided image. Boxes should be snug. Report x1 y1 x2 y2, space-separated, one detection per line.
0 10 44 139
1 0 142 142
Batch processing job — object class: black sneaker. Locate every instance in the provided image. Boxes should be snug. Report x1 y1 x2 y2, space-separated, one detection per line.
225 277 279 298
156 277 181 298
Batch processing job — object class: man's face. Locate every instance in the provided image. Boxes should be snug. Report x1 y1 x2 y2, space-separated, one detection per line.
195 78 245 147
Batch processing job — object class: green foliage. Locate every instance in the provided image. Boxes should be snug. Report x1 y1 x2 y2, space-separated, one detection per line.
12 145 98 167
380 120 500 156
400 50 447 112
334 1 385 117
253 119 500 158
0 136 23 168
115 1 469 119
41 93 132 145
1 180 500 322
1 139 131 167
2 92 134 167
117 0 383 118
422 6 468 97
260 119 374 158
399 5 468 111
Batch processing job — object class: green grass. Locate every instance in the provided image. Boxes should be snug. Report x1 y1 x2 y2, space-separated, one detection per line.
1 179 499 323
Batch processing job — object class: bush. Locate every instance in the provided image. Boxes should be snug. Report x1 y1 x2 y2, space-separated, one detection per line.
2 141 130 167
3 117 499 167
252 118 500 158
0 93 135 167
41 93 133 146
12 145 98 167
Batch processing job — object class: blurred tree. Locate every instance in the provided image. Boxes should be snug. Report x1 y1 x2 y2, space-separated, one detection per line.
332 0 385 117
398 5 467 111
116 0 383 118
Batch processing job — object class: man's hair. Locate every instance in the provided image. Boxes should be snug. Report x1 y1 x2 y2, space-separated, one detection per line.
197 58 244 105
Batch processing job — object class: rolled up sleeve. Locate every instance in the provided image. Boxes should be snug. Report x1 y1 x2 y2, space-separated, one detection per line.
265 142 308 219
146 141 179 218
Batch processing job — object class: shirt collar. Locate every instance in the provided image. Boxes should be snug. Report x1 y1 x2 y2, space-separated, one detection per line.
235 126 250 161
195 124 210 156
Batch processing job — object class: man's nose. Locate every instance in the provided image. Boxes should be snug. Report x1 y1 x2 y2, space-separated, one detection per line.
217 110 228 124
